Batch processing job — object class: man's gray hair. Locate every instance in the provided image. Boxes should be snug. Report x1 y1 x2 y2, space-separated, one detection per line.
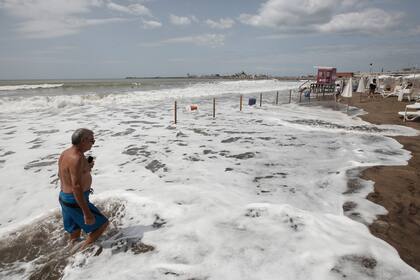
71 128 93 145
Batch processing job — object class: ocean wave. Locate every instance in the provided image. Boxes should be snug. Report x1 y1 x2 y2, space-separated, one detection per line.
0 83 64 91
0 80 299 113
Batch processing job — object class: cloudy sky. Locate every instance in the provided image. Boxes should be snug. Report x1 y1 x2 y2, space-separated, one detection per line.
0 0 420 79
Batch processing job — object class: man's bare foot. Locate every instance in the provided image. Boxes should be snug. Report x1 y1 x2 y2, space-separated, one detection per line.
79 221 109 251
69 239 86 254
70 237 83 246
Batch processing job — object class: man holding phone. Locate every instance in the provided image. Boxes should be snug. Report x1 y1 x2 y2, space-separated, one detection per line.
58 128 108 250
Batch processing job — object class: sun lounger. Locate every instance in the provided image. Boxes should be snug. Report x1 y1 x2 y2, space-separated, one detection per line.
380 85 401 98
411 89 420 101
398 102 420 121
397 88 413 102
406 102 420 110
398 111 420 121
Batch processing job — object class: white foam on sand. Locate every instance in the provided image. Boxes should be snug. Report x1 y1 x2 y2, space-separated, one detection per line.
0 80 419 279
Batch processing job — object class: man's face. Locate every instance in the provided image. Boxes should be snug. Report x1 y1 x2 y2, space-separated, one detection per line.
83 133 95 150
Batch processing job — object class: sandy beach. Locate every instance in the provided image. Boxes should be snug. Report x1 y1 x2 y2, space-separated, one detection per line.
345 93 420 271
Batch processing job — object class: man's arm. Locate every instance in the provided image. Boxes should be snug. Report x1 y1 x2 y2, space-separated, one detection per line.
69 156 95 225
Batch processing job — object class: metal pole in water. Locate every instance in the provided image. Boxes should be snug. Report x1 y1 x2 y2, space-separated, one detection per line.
213 98 216 118
289 90 292 103
276 91 279 105
260 93 262 107
347 99 350 113
240 95 243 111
174 101 177 124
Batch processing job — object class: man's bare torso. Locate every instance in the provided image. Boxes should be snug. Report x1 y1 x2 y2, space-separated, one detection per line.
59 147 92 193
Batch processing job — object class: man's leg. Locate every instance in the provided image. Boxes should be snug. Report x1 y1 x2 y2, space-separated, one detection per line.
61 205 82 246
81 221 109 250
70 229 81 243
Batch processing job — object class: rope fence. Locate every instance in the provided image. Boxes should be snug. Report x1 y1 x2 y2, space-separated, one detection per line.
171 88 312 124
171 87 344 124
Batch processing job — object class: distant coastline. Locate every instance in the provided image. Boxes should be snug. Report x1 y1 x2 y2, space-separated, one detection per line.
125 72 302 81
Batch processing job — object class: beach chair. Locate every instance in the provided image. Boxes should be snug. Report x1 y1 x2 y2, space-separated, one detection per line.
397 87 413 102
380 84 401 98
398 102 420 121
411 88 420 101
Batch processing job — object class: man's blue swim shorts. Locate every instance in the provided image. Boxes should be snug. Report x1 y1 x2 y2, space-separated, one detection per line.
59 191 108 234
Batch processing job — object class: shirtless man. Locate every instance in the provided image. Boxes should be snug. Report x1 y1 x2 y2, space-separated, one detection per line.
58 128 108 250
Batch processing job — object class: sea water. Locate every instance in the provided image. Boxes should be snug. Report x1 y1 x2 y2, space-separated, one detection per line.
0 79 419 279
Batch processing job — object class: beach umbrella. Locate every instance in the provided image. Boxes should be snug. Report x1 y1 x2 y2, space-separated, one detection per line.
356 77 365 93
342 77 353 98
341 77 353 112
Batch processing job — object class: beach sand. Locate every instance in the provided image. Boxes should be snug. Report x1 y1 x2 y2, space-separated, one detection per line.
344 93 420 271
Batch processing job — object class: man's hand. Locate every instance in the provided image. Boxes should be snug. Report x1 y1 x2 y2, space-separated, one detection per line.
84 212 95 225
87 158 94 171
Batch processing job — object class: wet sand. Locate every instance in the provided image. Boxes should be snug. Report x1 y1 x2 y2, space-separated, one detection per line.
343 93 420 271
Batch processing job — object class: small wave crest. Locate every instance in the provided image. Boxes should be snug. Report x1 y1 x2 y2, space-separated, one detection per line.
0 83 64 91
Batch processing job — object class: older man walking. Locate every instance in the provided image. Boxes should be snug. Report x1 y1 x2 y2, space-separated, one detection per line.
58 128 108 250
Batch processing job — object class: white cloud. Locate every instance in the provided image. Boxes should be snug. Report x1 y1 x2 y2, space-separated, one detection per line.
0 0 128 38
107 2 131 13
410 25 420 35
239 0 403 34
1 0 101 17
142 19 162 29
107 2 151 17
141 34 225 48
318 9 402 34
239 0 336 29
206 18 235 29
163 34 225 47
169 14 197 26
17 17 126 38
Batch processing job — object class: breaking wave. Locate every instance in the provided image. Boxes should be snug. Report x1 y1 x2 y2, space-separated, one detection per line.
0 84 64 91
0 80 299 113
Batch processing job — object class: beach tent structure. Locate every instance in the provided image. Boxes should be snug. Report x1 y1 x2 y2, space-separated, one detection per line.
378 75 396 86
341 77 353 112
341 77 353 98
403 74 419 80
356 77 365 93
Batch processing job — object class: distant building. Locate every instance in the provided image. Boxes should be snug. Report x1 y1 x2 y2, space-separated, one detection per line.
336 72 354 79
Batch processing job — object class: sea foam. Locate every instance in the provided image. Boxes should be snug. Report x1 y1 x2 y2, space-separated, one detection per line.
0 79 419 280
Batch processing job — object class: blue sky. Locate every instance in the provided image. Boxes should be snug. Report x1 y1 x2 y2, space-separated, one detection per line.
0 0 420 79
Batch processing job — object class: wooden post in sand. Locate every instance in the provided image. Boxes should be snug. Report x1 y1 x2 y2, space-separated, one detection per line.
260 93 262 107
240 95 243 111
276 91 279 105
347 98 350 113
213 98 216 118
174 101 177 124
289 90 292 103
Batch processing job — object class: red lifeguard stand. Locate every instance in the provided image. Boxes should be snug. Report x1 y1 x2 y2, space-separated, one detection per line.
307 66 337 98
316 67 336 85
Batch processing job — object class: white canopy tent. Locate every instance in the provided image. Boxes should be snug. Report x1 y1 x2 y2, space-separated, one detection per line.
356 77 365 93
342 77 353 98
